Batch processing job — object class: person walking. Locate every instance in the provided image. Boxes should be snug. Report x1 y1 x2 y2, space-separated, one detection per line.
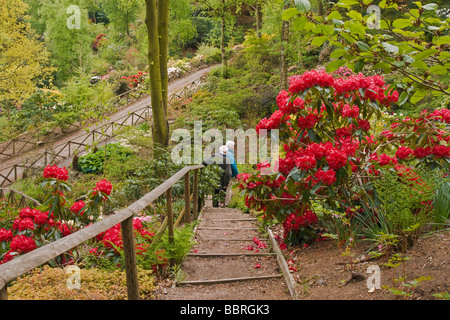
226 140 238 178
225 140 238 206
202 145 232 208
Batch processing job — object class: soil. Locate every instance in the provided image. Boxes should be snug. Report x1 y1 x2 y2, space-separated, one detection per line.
280 228 449 300
155 203 449 301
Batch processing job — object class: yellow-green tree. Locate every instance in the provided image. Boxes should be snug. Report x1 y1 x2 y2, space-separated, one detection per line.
0 0 55 105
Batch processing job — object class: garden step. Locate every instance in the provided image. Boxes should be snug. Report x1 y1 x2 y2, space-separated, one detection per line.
179 274 283 285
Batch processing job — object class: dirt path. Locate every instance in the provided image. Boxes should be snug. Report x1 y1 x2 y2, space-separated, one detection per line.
0 66 214 186
157 204 292 300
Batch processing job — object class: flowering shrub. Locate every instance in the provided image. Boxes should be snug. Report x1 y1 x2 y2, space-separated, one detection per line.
239 70 449 245
121 71 148 88
92 33 108 52
0 166 114 265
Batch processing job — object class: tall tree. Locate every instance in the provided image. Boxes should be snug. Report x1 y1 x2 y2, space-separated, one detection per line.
280 1 290 90
145 0 170 146
0 0 55 105
40 0 95 85
196 0 237 75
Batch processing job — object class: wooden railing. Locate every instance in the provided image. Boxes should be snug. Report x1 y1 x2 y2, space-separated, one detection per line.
0 75 206 187
0 164 203 300
0 188 41 208
0 86 144 160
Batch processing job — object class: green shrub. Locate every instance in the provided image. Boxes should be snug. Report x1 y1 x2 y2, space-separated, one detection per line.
8 265 156 300
78 143 133 174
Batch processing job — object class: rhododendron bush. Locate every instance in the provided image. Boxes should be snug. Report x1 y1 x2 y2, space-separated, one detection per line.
0 165 169 272
238 70 449 245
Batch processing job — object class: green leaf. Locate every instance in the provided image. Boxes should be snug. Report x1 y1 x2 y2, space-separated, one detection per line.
354 59 365 72
330 49 347 59
293 0 311 13
411 60 428 70
347 10 362 20
326 11 342 21
382 42 399 54
356 41 370 51
429 65 447 75
392 19 412 29
311 36 328 46
436 36 450 46
413 48 438 61
422 3 438 10
410 90 428 104
326 59 347 73
292 16 308 31
282 7 300 21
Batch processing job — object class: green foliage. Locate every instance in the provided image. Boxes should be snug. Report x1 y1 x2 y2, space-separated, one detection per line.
159 223 197 265
372 170 436 231
39 0 97 85
78 143 133 174
284 0 450 106
432 180 450 228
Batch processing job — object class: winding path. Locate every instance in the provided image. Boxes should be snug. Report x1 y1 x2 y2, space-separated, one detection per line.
0 66 214 186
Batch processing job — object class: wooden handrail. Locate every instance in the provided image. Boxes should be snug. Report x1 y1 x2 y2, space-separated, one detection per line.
0 164 204 300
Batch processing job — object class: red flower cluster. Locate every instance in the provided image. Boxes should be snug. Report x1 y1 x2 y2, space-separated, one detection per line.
93 179 113 196
341 104 359 118
282 209 318 239
12 207 50 230
121 71 148 88
396 146 414 159
43 165 69 181
333 73 399 106
70 200 85 215
0 228 13 242
288 70 335 93
315 168 337 185
10 235 36 253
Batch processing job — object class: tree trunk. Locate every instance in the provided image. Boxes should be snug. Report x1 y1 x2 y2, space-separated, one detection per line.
220 14 227 76
145 0 169 146
158 0 170 120
317 0 324 16
256 3 262 39
280 3 290 90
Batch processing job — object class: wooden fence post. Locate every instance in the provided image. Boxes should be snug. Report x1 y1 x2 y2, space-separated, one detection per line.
184 171 191 223
193 169 199 220
121 217 140 300
167 187 174 245
0 280 7 300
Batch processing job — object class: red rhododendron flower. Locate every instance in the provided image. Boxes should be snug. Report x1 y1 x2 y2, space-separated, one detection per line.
413 147 432 158
326 149 348 170
315 168 337 185
342 104 359 118
43 165 69 181
396 146 414 160
94 179 113 196
0 228 13 242
70 200 86 215
33 212 48 225
295 154 317 171
432 145 450 158
18 218 35 231
10 235 37 253
288 70 334 93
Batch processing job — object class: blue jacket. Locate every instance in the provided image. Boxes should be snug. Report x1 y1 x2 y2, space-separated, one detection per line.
227 150 239 178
